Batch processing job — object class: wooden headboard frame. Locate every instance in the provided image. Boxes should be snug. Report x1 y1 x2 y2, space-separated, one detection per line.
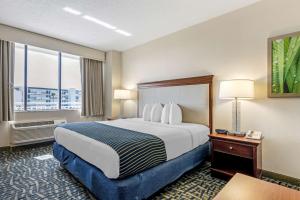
137 75 214 133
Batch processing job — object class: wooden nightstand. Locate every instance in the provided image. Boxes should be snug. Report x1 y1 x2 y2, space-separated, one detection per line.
209 133 262 179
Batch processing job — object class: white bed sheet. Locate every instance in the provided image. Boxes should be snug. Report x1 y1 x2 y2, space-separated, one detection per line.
54 118 209 179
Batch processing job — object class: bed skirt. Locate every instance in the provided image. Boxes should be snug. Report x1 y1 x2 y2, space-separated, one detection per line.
53 142 209 200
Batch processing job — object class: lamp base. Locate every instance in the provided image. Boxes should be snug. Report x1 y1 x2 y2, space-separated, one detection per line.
232 100 241 132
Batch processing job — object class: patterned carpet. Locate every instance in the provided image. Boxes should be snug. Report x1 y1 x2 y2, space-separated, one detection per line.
0 143 299 200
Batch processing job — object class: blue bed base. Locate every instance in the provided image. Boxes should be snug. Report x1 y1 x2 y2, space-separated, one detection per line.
53 142 209 200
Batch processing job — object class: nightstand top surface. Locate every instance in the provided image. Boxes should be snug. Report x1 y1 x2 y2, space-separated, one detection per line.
209 133 262 145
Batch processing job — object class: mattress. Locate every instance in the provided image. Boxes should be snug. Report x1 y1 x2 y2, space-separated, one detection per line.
54 118 209 179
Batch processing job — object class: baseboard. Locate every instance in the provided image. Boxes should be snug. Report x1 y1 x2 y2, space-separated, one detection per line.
10 138 55 148
262 170 300 185
0 146 10 151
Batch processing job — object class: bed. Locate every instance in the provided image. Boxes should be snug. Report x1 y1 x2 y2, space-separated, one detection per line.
53 75 214 200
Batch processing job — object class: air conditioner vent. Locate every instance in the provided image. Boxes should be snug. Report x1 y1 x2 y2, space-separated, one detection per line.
14 120 54 128
10 119 67 146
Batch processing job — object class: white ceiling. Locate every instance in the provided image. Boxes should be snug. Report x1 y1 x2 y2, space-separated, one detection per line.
0 0 259 51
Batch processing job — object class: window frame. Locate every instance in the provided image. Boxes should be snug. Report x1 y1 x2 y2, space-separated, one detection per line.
16 44 81 112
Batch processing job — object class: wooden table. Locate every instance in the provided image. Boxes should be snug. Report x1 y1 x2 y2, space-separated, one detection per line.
214 173 300 200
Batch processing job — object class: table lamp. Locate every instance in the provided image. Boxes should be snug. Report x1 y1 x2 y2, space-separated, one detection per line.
219 79 254 133
114 89 131 100
113 89 133 118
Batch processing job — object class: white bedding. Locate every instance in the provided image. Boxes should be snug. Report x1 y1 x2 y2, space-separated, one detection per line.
54 118 209 179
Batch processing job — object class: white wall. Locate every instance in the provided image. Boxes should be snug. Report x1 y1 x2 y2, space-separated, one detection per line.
104 51 122 118
1 51 120 147
122 0 300 178
0 24 107 147
0 24 105 61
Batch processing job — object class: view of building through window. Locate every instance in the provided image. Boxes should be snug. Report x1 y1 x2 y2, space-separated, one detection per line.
27 46 59 110
14 43 25 111
14 44 81 111
61 53 81 109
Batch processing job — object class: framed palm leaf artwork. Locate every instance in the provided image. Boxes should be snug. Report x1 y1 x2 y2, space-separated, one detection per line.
268 31 300 97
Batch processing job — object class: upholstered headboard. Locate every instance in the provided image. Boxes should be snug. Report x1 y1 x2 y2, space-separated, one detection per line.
137 75 213 133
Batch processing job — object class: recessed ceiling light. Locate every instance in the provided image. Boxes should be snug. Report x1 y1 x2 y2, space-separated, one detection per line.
83 15 116 30
63 7 82 15
115 29 132 37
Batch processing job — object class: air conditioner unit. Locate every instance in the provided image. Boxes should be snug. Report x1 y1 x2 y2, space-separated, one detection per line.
10 119 67 146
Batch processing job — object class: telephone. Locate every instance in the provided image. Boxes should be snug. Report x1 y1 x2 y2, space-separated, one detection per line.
246 130 262 140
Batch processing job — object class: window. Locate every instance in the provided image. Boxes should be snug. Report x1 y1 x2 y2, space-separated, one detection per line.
27 46 59 110
14 44 81 111
14 43 25 111
61 53 81 109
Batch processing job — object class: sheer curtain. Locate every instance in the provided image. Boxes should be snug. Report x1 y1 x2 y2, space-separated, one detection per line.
0 39 15 122
80 58 104 117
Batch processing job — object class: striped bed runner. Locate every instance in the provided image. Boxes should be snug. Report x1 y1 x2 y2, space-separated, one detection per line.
57 122 167 178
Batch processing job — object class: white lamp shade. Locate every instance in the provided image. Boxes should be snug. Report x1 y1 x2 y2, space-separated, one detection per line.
219 79 254 99
114 89 131 100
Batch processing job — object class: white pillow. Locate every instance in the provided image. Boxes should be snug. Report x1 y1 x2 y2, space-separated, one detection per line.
161 103 171 124
150 103 163 122
142 104 152 121
169 103 182 124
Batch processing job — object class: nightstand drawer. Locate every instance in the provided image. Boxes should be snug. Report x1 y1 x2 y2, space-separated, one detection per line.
213 139 253 158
